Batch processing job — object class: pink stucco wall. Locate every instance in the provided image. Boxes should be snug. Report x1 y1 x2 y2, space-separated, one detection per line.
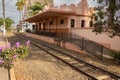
71 28 120 51
25 33 84 54
68 16 91 28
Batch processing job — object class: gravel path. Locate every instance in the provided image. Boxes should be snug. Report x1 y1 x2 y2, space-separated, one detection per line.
14 44 87 80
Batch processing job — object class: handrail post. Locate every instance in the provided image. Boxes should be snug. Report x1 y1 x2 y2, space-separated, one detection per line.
101 46 104 60
81 37 84 50
70 32 71 42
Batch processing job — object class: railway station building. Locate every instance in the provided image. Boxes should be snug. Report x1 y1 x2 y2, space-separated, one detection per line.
23 0 120 51
24 0 94 37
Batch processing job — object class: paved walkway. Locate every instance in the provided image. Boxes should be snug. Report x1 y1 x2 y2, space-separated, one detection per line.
0 68 9 80
0 34 9 80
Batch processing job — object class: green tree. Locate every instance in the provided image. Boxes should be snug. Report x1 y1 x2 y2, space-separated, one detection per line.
28 2 46 16
0 17 14 31
92 0 120 37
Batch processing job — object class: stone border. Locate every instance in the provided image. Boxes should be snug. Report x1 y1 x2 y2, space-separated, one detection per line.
10 68 16 80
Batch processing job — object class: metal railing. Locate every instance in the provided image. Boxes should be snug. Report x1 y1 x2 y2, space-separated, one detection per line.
26 31 113 60
26 30 56 37
57 32 113 60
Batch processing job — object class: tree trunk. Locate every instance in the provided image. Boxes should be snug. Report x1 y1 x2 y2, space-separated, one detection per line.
108 0 116 26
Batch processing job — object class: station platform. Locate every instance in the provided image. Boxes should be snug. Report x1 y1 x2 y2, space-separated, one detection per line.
24 33 85 54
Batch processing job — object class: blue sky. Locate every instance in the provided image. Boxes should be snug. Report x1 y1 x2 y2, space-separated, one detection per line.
0 0 96 26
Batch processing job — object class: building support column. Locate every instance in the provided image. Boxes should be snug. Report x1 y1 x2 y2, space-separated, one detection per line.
35 23 38 34
55 17 57 36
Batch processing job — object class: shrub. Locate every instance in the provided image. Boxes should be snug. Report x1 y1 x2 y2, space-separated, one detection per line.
111 50 120 60
0 40 30 69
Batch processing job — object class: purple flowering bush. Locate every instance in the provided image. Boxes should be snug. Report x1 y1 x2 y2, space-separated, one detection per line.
0 40 30 69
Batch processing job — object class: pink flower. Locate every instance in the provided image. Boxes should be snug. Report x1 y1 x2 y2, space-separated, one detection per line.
26 40 30 46
2 46 6 50
0 59 4 65
7 43 11 49
0 47 2 53
13 55 17 59
15 42 20 47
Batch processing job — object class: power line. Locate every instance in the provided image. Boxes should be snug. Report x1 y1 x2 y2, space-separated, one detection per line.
0 0 19 13
0 6 18 10
0 13 19 16
0 7 18 12
0 10 18 13
5 0 14 6
0 0 14 7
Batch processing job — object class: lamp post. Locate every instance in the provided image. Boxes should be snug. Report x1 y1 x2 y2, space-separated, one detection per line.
2 0 6 37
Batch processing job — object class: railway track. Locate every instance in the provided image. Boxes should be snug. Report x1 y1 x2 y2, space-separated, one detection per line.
10 34 120 80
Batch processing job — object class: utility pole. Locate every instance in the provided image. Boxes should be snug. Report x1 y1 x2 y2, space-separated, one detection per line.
2 0 8 46
2 0 6 37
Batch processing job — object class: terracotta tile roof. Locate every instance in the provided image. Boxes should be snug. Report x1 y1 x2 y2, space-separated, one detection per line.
23 9 76 22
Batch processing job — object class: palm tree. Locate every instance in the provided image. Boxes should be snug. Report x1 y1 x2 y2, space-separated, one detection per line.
16 0 26 21
21 0 27 19
16 0 27 32
28 2 46 16
16 0 23 21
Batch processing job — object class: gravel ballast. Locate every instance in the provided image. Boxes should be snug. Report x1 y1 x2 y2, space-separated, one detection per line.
14 45 87 80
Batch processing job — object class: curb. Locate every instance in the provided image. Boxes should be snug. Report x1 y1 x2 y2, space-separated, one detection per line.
10 68 16 80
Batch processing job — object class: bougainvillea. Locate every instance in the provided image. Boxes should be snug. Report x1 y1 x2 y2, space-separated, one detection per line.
0 40 30 69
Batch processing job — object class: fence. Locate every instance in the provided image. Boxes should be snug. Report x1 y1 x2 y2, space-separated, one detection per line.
27 31 113 60
60 32 112 60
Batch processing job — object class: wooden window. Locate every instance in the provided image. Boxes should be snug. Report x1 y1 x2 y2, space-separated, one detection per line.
50 21 53 25
89 21 93 27
71 19 75 28
60 19 64 24
81 20 85 28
